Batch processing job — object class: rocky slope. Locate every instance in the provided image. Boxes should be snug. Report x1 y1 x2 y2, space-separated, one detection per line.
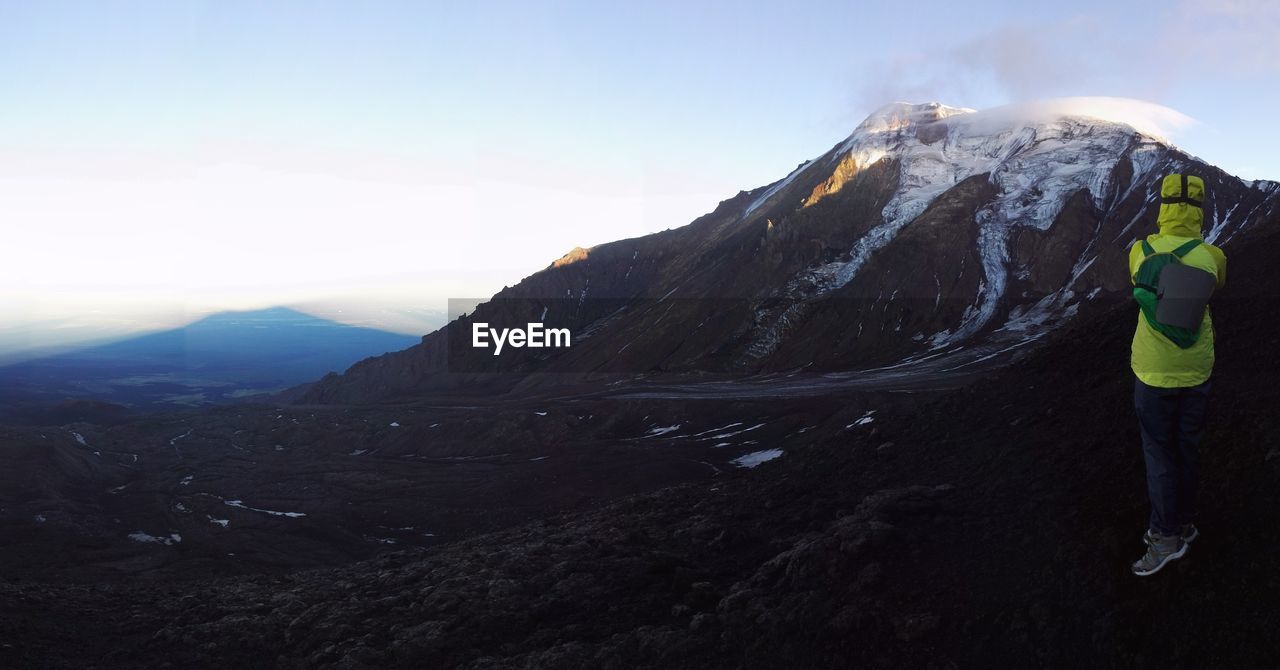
299 102 1280 403
3 392 870 583
2 180 1278 670
3 101 1279 668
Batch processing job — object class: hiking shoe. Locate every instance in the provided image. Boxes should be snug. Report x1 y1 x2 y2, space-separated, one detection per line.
1144 524 1199 546
1132 532 1187 577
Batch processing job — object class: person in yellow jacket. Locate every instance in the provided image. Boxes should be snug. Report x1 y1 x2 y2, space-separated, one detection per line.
1128 173 1227 577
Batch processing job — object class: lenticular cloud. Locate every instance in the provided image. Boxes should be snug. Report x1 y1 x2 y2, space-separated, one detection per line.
965 97 1195 142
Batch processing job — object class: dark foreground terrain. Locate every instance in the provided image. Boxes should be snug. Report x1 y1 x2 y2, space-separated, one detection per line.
2 233 1280 668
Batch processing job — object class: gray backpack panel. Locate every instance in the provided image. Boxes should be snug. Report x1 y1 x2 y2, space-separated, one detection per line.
1155 262 1217 330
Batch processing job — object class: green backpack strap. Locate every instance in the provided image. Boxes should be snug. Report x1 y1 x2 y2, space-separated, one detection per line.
1171 239 1201 258
1135 240 1159 292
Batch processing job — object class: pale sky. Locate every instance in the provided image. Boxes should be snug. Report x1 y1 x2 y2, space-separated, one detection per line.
2 0 1277 357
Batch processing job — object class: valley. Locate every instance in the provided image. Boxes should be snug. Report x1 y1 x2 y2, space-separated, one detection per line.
3 101 1279 668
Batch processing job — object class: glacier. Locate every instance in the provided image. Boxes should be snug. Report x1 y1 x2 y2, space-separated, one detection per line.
745 99 1192 359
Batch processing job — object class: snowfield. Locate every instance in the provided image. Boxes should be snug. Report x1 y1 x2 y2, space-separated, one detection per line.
731 448 784 468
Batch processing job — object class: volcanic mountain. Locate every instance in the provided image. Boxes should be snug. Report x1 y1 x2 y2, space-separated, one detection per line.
0 307 418 416
300 101 1280 403
4 102 1280 669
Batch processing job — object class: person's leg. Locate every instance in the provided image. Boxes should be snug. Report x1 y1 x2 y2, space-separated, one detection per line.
1135 377 1180 536
1174 379 1211 528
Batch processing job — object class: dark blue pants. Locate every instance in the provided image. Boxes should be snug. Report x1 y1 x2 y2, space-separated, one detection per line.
1134 377 1210 536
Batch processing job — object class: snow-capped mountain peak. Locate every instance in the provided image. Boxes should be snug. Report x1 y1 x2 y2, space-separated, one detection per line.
821 101 1154 291
849 97 1191 144
739 99 1268 360
852 101 978 135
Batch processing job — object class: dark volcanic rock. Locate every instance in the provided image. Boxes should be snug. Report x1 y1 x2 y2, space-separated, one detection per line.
3 107 1280 669
3 202 1278 669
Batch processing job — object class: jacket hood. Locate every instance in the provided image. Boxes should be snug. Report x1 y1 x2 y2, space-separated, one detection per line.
1156 173 1205 238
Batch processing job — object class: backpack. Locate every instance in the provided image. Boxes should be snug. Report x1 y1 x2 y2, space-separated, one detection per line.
1132 239 1217 349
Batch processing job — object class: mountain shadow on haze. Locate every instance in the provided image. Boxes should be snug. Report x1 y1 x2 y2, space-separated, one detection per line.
0 306 420 417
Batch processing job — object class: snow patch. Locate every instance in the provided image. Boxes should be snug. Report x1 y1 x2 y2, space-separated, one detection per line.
690 422 744 438
699 422 767 441
129 531 182 546
732 448 784 468
846 410 876 429
223 499 306 518
743 160 818 218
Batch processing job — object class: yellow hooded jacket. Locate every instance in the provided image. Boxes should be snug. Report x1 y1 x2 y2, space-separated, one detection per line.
1129 174 1227 388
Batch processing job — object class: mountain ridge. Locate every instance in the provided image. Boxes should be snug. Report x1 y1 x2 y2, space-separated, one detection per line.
0 306 419 414
297 101 1279 404
4 102 1280 668
8 201 1280 669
